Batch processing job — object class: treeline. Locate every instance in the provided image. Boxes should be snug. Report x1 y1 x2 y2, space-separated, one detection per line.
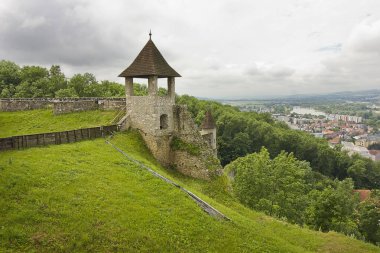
0 60 126 98
226 148 380 244
177 95 380 189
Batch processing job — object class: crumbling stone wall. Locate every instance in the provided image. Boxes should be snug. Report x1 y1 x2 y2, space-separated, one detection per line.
0 98 52 111
98 99 126 111
53 100 98 114
0 98 126 113
53 98 126 114
134 104 222 180
170 105 222 179
139 132 172 167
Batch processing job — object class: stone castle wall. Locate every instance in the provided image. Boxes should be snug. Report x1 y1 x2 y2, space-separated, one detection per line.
54 99 125 114
99 99 126 111
139 132 172 167
136 104 222 180
53 100 98 114
127 95 176 167
171 105 222 179
0 98 125 114
0 98 52 111
127 96 175 135
200 128 217 155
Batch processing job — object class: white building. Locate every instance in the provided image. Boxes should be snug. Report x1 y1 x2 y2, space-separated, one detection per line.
341 141 375 160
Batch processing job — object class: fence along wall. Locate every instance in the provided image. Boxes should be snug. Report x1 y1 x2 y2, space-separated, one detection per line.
0 125 118 151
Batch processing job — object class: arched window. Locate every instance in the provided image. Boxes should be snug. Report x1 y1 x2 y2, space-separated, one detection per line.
160 114 168 129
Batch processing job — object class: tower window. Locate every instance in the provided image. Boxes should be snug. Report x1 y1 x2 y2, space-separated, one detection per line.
160 114 168 129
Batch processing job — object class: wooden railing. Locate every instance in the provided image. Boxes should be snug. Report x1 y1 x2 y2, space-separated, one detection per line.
0 125 118 151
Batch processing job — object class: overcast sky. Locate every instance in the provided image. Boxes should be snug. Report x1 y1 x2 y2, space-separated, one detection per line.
1 0 380 98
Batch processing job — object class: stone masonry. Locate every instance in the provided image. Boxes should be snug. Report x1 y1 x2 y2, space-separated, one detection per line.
0 98 125 114
119 35 222 180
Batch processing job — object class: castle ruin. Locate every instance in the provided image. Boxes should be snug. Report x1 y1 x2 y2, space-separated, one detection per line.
118 34 221 180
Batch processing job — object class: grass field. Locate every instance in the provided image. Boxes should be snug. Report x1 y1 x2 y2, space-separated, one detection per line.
0 109 118 138
0 130 378 252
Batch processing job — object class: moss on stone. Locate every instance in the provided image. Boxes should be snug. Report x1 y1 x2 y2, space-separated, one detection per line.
170 136 201 156
205 155 221 172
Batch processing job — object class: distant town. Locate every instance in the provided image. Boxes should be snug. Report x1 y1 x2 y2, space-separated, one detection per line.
274 106 380 161
222 96 380 161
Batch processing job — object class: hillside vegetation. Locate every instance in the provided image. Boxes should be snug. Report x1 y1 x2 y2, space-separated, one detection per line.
178 95 380 243
0 109 117 138
177 95 380 190
0 130 378 252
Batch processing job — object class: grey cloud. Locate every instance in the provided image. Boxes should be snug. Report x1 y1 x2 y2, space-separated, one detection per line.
244 64 260 76
317 43 342 52
312 19 380 91
344 19 380 54
1 0 380 98
267 66 295 78
0 0 133 67
245 64 295 79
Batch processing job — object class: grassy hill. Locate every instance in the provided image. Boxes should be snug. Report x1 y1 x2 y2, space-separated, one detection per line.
0 109 117 138
1 127 379 252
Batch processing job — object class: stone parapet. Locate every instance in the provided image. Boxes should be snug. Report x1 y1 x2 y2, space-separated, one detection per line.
0 98 126 113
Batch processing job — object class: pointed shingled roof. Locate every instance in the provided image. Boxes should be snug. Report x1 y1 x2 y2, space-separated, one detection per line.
201 110 216 129
119 38 181 78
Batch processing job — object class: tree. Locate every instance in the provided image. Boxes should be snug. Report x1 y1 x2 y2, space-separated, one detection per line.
68 73 97 97
226 148 312 224
357 190 380 245
347 159 366 187
99 80 124 97
49 65 67 93
55 88 78 98
0 60 21 97
305 179 360 236
14 66 50 97
133 83 148 96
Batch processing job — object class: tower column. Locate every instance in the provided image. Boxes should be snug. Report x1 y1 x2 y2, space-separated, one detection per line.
125 77 133 96
168 77 175 100
148 76 158 96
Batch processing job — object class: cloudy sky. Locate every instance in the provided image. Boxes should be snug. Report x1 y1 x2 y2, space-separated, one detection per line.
0 0 380 98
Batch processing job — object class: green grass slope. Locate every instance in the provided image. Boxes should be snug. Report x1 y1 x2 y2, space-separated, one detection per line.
0 109 117 138
0 131 378 252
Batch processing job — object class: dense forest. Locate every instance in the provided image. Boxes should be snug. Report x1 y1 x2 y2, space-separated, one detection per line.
1 60 379 245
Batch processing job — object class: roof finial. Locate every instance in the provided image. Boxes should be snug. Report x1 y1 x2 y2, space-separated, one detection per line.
149 29 152 40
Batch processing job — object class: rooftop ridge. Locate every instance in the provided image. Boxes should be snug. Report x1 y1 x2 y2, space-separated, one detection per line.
119 38 181 78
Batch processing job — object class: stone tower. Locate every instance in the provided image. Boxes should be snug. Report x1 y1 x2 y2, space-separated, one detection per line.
118 34 180 136
200 110 217 155
119 34 222 180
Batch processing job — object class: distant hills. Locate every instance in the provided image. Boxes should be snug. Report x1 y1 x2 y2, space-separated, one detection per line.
214 89 380 104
